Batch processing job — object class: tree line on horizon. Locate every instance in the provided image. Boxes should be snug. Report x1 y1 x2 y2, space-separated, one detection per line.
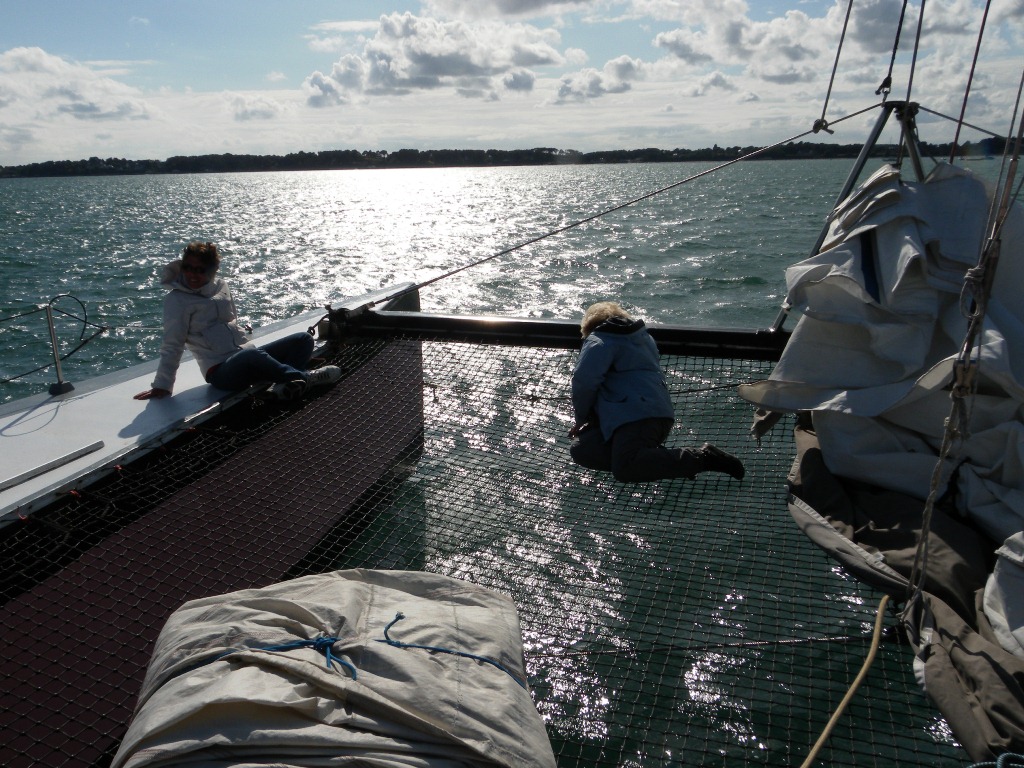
0 138 1005 179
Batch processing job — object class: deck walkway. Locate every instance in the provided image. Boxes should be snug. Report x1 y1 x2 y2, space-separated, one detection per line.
0 285 407 525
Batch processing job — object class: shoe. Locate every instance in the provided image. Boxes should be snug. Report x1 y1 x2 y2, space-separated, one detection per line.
699 443 745 480
306 365 342 387
270 379 307 401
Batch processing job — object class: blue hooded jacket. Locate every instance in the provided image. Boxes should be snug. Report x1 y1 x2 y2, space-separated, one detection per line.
571 316 675 440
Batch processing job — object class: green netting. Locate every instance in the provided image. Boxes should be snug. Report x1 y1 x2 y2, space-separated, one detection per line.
0 335 967 767
329 339 965 767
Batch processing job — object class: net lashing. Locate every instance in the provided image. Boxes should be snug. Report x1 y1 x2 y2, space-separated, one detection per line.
0 333 965 767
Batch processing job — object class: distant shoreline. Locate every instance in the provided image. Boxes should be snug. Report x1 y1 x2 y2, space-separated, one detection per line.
0 139 999 179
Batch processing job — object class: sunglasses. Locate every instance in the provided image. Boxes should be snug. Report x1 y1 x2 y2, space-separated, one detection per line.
181 263 210 274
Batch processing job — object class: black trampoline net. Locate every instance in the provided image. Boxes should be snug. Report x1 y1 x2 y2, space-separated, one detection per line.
0 334 966 768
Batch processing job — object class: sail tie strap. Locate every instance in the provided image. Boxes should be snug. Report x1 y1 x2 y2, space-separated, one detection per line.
376 612 528 689
178 634 358 681
257 636 358 679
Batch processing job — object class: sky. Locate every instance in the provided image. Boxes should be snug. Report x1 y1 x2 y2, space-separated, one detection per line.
1 0 1022 166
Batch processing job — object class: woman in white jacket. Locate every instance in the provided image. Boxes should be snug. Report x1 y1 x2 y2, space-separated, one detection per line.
133 241 339 401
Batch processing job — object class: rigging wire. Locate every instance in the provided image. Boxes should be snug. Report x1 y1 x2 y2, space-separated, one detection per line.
0 295 108 384
0 295 169 384
916 106 1004 139
0 306 48 324
949 0 993 162
876 0 911 99
813 0 855 136
904 0 926 104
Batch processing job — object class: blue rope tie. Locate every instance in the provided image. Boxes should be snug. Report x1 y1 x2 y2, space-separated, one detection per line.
192 634 357 680
259 636 358 680
376 612 527 689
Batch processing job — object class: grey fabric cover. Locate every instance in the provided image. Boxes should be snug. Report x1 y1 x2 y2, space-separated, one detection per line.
787 421 1024 762
740 163 1024 760
112 569 556 768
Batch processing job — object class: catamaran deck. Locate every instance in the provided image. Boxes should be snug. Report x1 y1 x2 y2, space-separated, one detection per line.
0 317 968 767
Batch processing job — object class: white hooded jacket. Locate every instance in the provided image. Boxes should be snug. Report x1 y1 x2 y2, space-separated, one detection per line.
151 260 252 392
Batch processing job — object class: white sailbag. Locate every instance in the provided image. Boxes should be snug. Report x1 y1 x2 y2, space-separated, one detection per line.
112 569 556 768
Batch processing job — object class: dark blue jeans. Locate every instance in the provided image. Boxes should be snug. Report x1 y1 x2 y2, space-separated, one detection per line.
206 332 315 391
570 417 702 482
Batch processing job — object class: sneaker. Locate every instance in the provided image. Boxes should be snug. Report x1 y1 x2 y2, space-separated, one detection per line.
270 379 307 401
699 443 745 480
306 365 342 387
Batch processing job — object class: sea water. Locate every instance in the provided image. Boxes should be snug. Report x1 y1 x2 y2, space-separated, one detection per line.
0 158 868 404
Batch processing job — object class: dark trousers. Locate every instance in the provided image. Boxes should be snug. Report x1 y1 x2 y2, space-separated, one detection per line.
206 332 315 391
570 417 703 482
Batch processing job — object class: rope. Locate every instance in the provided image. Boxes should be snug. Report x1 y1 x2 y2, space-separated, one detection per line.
908 76 1024 602
949 0 994 162
256 636 358 679
376 611 528 689
799 594 891 768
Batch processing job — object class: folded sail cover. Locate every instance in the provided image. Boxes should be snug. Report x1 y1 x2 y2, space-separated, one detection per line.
112 570 556 768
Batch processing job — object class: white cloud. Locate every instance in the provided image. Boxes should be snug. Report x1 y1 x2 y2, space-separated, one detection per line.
302 12 564 105
303 70 348 107
503 68 536 90
306 20 382 53
652 29 713 65
310 20 381 33
684 70 738 97
554 55 646 102
0 47 149 121
230 94 283 121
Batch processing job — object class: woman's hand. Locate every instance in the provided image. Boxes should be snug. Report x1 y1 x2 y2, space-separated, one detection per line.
133 388 171 400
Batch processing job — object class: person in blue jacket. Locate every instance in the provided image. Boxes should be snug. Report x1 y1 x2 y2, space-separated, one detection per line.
569 301 744 482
